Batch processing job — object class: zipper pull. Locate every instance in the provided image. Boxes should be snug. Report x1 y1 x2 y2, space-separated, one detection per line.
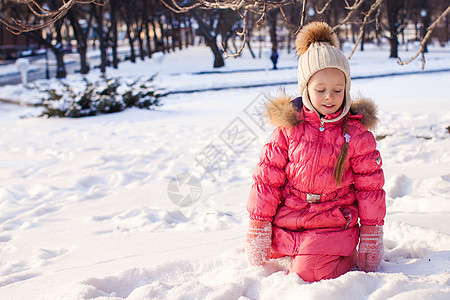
319 119 325 132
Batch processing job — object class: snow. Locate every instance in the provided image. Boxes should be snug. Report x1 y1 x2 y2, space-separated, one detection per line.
0 43 449 299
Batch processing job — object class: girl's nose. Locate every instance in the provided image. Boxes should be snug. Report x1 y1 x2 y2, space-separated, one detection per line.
325 93 334 100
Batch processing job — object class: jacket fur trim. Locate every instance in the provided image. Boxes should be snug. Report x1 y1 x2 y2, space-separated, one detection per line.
265 90 379 130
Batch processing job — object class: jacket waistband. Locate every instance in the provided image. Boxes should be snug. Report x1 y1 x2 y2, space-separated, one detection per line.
285 184 352 204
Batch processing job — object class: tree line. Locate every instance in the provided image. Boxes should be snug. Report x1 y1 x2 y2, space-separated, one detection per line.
1 0 195 77
0 0 449 78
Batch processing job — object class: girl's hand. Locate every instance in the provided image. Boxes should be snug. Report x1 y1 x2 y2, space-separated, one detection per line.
358 225 384 272
245 219 272 266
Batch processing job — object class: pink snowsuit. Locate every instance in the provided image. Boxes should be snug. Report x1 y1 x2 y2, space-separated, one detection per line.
247 95 386 281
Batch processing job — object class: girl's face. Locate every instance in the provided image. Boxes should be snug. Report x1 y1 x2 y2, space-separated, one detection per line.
307 68 346 116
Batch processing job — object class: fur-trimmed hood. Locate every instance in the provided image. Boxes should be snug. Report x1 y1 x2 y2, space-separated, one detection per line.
265 91 378 130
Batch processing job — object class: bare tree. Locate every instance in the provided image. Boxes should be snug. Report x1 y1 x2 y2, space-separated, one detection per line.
67 5 93 74
266 9 279 53
0 0 110 78
161 0 299 59
192 9 226 67
3 1 69 78
2 0 447 72
161 0 449 68
382 0 406 58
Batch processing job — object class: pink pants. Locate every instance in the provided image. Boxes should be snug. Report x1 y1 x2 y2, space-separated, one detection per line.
288 249 357 282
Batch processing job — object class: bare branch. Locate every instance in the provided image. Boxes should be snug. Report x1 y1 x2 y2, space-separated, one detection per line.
292 0 308 36
346 0 383 60
256 2 268 27
160 0 203 13
375 3 382 30
344 0 364 10
398 5 450 69
280 6 297 33
1 0 110 34
300 0 307 28
214 0 297 58
332 0 365 31
162 0 297 15
316 0 333 15
222 9 249 58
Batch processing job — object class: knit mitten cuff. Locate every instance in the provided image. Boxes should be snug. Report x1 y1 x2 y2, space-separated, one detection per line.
358 225 383 272
246 220 272 266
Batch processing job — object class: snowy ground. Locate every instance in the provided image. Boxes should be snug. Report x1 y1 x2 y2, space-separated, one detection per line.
0 43 449 299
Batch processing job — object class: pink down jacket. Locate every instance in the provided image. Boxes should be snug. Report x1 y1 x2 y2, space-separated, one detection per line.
247 94 386 257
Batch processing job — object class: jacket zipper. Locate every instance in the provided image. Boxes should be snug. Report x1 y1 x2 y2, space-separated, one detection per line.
309 119 325 192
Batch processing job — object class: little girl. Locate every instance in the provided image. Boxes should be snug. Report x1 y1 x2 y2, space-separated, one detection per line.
246 22 386 282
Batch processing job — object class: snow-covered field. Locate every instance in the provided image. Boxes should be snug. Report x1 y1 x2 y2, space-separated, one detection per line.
0 43 449 299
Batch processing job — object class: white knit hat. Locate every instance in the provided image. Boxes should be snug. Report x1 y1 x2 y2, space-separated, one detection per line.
295 22 351 123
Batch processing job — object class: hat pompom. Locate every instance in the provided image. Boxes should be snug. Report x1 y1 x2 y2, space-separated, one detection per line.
295 22 340 56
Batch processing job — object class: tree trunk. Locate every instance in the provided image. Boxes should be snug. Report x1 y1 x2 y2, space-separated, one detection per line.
110 0 119 68
287 4 296 53
170 14 182 50
55 50 67 78
168 14 175 52
124 2 136 62
134 3 145 61
183 16 189 48
386 0 401 58
188 17 194 46
78 46 89 74
193 12 224 68
151 17 160 52
352 24 357 43
158 16 167 53
247 31 256 59
54 19 67 78
127 30 136 62
97 5 107 72
210 41 224 68
389 33 399 58
137 26 145 60
267 10 278 52
176 18 183 50
360 27 365 51
446 14 449 44
166 19 173 52
231 37 237 53
422 9 430 53
143 0 152 57
67 9 90 74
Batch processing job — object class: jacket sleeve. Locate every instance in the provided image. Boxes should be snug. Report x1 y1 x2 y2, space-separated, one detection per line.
247 127 289 221
350 130 386 226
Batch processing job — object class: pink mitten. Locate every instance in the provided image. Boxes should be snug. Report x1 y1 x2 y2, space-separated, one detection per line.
245 219 272 266
358 225 384 272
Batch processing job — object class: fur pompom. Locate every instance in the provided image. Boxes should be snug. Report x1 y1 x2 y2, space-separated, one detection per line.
265 90 302 128
351 97 379 130
295 21 340 56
